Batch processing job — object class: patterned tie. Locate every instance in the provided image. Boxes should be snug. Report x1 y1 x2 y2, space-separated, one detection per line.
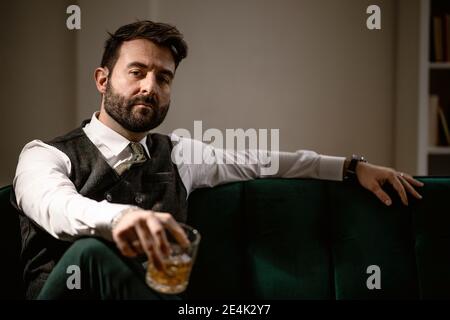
115 142 148 175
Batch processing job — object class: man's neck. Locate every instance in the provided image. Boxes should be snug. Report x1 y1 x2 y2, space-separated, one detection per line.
97 110 148 142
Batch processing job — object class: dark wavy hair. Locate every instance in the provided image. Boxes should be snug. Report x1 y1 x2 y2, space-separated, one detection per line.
100 20 188 73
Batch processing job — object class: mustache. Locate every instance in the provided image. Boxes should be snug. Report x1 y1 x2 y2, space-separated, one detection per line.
128 95 158 108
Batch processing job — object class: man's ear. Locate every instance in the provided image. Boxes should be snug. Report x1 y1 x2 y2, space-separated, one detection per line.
94 67 109 94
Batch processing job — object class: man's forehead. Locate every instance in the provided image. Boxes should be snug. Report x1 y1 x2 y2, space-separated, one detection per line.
117 39 175 71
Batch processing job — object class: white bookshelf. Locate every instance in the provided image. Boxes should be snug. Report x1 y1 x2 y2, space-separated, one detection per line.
430 62 450 69
396 0 450 176
428 146 450 155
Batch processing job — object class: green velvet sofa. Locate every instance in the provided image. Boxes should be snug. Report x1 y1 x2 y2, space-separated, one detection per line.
1 177 449 299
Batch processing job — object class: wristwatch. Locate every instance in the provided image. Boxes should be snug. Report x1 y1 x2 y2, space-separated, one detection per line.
111 206 139 230
344 154 367 182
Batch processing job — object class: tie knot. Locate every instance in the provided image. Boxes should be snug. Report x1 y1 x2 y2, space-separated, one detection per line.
129 142 147 162
115 142 148 175
130 142 144 156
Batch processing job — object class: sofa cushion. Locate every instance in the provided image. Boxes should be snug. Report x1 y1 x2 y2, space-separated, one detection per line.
244 179 333 299
412 177 450 299
328 181 419 299
185 182 248 299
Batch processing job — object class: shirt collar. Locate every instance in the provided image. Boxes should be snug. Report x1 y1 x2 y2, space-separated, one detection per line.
84 112 150 157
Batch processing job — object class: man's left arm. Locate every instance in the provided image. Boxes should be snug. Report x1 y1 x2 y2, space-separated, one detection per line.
269 150 424 206
172 135 424 205
172 135 346 193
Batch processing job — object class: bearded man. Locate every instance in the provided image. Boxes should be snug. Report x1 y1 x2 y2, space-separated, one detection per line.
11 20 423 300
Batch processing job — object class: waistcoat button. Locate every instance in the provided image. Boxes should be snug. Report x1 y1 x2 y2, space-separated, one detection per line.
135 194 144 204
105 193 112 202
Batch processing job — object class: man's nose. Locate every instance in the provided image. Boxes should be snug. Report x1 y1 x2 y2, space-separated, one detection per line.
140 73 158 95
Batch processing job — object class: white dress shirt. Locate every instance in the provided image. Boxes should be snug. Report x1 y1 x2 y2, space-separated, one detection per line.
13 112 346 242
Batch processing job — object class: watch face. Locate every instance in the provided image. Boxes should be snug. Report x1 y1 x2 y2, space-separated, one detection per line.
352 154 367 162
345 155 367 181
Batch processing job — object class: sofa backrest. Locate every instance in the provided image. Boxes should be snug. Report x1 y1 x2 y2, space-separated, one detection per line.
1 178 449 299
185 177 450 299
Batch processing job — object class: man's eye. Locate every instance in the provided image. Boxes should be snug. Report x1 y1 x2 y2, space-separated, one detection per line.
130 70 141 77
158 75 171 84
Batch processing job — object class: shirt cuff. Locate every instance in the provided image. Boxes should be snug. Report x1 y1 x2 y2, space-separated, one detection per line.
319 155 346 181
91 201 136 241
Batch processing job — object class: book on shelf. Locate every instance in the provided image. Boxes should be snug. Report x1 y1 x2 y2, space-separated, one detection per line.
429 95 450 147
445 14 450 61
429 95 439 146
438 105 450 146
431 13 450 62
433 15 444 62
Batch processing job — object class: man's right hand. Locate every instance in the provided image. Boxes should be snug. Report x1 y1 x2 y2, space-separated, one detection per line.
111 209 189 269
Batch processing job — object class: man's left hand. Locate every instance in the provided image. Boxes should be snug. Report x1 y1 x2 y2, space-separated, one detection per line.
355 162 424 206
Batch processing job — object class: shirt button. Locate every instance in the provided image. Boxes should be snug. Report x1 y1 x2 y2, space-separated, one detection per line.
105 193 112 202
135 194 144 204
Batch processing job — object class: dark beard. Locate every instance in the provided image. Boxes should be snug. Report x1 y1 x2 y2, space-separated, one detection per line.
103 82 170 133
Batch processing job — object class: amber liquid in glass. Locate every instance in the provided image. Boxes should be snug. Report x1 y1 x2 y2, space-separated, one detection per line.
146 253 193 294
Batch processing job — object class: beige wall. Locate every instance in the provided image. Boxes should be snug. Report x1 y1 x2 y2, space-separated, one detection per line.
76 0 397 162
1 0 398 186
0 0 76 186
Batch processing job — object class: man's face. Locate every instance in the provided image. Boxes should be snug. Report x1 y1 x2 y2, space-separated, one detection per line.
103 39 175 132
